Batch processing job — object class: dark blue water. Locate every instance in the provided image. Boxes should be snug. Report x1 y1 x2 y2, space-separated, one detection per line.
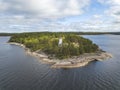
0 35 120 90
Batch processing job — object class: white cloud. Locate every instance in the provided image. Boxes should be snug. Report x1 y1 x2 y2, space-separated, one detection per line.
108 0 120 5
93 14 102 19
0 1 9 11
0 0 120 32
98 0 120 20
97 0 120 32
106 6 120 20
0 0 90 18
97 0 120 5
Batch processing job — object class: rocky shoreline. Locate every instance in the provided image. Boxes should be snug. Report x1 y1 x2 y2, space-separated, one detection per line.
9 42 112 69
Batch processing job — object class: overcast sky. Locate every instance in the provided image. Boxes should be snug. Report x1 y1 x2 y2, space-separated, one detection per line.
0 0 120 32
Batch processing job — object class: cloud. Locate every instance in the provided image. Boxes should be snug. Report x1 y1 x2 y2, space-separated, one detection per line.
97 0 120 5
106 6 120 20
98 0 120 20
93 14 102 19
97 0 120 32
0 0 90 18
0 1 9 11
0 0 120 32
1 15 118 33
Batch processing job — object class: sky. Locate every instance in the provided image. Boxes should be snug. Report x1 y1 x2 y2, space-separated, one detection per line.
0 0 120 33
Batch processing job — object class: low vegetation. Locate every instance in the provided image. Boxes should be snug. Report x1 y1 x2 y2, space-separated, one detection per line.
9 32 99 59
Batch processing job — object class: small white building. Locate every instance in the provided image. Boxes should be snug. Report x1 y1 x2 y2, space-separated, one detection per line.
58 37 62 47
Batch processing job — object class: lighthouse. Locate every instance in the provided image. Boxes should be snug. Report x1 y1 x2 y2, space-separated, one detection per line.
58 37 62 47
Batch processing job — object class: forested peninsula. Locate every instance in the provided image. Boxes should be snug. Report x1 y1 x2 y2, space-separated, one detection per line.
8 32 112 68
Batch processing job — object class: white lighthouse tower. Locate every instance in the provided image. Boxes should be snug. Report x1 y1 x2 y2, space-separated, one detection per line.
58 37 62 47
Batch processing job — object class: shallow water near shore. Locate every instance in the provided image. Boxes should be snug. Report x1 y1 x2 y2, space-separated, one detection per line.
0 35 120 90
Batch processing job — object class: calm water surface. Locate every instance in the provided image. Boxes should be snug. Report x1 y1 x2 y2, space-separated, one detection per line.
0 35 120 90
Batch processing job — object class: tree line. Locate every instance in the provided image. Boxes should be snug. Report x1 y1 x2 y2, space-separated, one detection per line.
9 32 99 59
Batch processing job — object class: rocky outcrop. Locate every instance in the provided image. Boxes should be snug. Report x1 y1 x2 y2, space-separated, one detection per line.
50 52 112 68
9 42 112 69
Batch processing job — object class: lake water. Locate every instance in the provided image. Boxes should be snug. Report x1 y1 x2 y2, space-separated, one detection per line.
0 35 120 90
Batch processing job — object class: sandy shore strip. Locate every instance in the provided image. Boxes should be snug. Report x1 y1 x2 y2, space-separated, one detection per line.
8 42 112 69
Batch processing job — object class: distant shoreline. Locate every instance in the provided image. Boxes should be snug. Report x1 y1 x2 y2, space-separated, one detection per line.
1 32 120 36
8 42 112 69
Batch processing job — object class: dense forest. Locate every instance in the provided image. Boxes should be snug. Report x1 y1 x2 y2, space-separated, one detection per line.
9 32 99 59
0 33 14 36
1 32 120 36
